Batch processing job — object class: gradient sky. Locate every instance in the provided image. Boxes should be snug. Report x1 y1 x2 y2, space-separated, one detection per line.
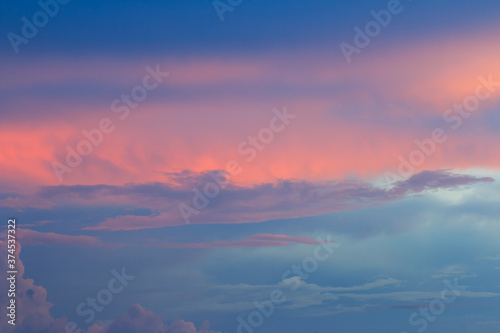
1 1 500 333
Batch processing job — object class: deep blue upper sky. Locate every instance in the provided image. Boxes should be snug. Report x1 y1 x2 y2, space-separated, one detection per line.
1 0 500 59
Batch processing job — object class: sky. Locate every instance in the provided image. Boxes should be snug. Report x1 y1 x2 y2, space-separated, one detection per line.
1 0 500 332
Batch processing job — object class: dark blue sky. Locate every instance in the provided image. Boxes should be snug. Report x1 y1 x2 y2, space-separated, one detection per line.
1 0 500 59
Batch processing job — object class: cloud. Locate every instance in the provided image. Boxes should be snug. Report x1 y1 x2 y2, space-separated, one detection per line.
11 229 326 249
0 241 65 333
484 255 500 261
73 169 492 230
0 193 54 210
147 234 328 249
390 170 494 195
17 229 103 247
325 278 403 292
431 264 467 279
106 304 219 333
0 240 219 333
338 290 500 302
1 170 490 231
2 32 500 189
162 276 403 314
159 274 500 316
2 32 500 111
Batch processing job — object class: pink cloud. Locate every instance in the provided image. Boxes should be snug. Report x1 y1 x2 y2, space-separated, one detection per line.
0 241 220 333
2 30 500 196
2 32 500 109
17 229 103 247
2 96 500 190
10 229 328 249
106 304 220 333
0 241 64 333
